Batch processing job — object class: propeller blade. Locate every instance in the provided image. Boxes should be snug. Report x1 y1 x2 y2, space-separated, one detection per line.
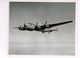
45 21 47 25
36 22 38 26
24 23 25 26
20 25 22 28
42 21 47 26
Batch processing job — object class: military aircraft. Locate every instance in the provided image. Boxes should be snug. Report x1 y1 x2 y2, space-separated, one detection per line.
13 20 73 33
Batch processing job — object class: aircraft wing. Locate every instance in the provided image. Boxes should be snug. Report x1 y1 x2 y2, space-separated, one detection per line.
40 21 73 28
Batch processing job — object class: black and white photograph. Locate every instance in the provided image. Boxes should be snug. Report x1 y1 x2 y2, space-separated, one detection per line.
9 2 75 55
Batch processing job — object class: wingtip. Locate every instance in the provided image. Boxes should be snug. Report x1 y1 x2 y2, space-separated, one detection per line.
71 20 73 22
68 20 73 23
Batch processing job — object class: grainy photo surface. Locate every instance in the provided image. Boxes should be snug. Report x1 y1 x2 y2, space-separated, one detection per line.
9 2 75 55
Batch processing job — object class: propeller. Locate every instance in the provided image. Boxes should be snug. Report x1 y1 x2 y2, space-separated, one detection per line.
36 22 38 26
42 21 47 27
24 23 26 27
20 25 21 28
45 21 47 25
35 22 40 28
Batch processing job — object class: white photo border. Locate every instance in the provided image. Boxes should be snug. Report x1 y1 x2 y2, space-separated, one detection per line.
0 0 79 58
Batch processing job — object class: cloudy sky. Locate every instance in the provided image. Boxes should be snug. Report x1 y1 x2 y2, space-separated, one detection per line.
9 2 75 55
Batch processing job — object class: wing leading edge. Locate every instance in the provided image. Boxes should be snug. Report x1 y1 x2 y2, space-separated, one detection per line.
44 21 73 28
49 21 73 27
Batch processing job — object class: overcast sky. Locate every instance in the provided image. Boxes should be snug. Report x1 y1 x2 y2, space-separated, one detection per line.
9 2 75 55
